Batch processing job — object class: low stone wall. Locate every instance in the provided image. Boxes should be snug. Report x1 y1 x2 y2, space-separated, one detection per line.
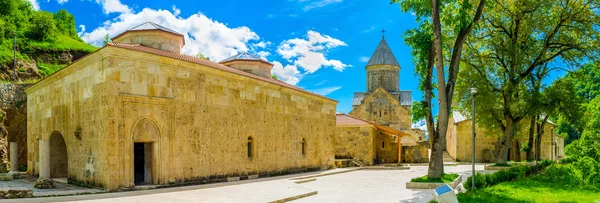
405 175 463 189
0 186 33 199
0 84 30 109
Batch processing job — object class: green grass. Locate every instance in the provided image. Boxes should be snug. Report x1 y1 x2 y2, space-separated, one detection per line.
28 35 98 52
457 174 600 203
37 63 65 76
410 173 459 183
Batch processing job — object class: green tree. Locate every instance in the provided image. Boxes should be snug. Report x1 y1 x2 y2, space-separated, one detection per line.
195 53 210 61
53 9 78 39
102 34 111 45
394 0 486 179
559 63 600 143
271 75 278 80
27 11 57 42
456 0 600 164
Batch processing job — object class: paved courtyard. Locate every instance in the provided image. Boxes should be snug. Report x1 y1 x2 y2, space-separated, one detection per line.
4 165 490 203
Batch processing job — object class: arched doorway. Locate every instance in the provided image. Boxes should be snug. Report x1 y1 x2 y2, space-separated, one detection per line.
49 131 68 178
132 118 159 185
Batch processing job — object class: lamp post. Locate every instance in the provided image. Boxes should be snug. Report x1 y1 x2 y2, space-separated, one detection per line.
470 87 477 190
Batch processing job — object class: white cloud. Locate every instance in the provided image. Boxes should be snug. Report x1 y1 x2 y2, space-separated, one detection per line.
95 0 132 14
359 56 369 62
57 0 68 4
256 51 270 60
303 0 343 11
276 30 349 73
411 119 428 131
172 5 180 16
363 26 375 33
27 0 39 10
252 41 271 49
77 25 86 37
310 86 341 96
81 8 261 61
271 61 303 85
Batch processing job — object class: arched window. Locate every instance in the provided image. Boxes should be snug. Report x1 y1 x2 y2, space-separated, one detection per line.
301 138 306 155
381 141 385 149
247 137 254 159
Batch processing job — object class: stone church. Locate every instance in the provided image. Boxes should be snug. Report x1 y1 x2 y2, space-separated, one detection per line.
335 36 428 165
25 22 337 190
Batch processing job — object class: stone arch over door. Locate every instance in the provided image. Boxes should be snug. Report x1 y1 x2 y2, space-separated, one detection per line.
131 117 161 185
49 131 68 178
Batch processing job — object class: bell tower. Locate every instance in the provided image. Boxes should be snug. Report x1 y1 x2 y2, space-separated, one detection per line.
366 31 400 93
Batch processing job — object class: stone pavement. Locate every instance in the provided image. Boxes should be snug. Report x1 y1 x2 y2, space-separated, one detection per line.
2 166 490 203
0 175 102 197
293 164 489 203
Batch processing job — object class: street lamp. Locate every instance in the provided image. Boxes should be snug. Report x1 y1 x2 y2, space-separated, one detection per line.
470 87 477 190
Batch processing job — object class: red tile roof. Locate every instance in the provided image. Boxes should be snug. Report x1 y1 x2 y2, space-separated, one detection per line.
106 42 336 102
336 113 407 136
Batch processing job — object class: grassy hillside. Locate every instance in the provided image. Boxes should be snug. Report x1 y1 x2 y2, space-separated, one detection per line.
0 0 97 79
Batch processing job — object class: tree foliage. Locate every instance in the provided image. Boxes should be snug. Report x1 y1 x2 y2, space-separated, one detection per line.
456 0 600 164
54 9 78 39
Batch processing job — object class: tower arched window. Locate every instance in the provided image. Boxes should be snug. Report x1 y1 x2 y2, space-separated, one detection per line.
381 141 385 149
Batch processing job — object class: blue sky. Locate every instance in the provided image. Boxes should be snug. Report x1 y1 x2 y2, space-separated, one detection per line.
32 0 422 114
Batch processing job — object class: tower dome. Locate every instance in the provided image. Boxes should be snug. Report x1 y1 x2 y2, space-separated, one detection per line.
112 22 185 54
366 36 401 92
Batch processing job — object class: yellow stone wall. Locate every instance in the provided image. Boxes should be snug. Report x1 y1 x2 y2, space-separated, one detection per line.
446 118 564 162
26 52 111 187
221 60 272 79
334 125 377 165
374 131 399 163
27 47 337 190
349 88 411 131
113 31 184 53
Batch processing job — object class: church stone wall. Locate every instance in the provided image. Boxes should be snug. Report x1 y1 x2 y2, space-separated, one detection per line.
366 65 399 93
349 88 411 131
26 52 112 187
334 125 376 166
374 131 399 163
448 119 563 162
27 47 337 190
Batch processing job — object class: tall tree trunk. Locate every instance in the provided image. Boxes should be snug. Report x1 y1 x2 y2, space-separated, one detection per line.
496 118 516 165
535 116 548 161
512 141 521 162
526 117 536 161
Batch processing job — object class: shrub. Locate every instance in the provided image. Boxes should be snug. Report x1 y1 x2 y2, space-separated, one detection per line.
560 157 577 164
542 164 582 186
574 157 598 179
464 173 487 191
508 165 528 179
484 173 496 185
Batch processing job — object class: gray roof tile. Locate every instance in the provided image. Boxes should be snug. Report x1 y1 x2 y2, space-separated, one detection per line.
366 37 400 67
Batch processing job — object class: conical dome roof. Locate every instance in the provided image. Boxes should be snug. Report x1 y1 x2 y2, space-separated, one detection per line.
366 37 400 68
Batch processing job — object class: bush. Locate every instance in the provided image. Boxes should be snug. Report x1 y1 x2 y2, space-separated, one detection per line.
560 157 577 164
465 161 556 191
508 165 528 179
464 173 487 191
542 164 582 185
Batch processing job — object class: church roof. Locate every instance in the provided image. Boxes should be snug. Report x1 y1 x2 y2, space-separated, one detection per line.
352 90 412 106
336 113 406 136
366 37 400 67
112 22 185 44
129 21 184 36
220 51 272 65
